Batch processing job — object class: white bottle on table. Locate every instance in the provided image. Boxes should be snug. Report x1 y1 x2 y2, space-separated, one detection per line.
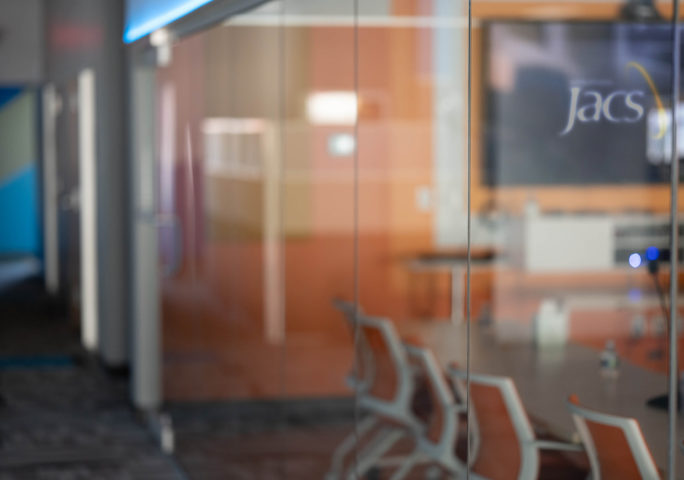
600 339 620 378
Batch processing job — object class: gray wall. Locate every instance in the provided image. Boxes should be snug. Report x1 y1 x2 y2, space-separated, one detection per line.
45 0 130 367
0 0 43 84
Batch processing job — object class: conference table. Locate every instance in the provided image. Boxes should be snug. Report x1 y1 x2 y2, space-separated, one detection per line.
400 321 683 471
407 248 498 324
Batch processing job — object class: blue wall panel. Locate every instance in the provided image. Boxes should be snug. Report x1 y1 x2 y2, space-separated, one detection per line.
0 165 39 255
0 88 22 110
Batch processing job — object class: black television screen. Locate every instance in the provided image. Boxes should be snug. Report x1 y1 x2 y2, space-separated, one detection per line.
484 22 682 186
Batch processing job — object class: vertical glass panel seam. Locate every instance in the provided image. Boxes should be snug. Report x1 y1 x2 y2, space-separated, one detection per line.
465 0 473 477
669 1 681 478
352 0 361 476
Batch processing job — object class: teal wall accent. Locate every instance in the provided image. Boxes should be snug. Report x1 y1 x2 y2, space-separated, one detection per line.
0 90 40 255
0 165 39 254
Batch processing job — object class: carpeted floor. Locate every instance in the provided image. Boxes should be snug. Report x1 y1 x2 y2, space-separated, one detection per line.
168 399 589 479
0 272 589 479
0 274 186 480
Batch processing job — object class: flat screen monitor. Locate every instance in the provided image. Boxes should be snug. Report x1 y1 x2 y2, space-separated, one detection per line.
484 22 683 186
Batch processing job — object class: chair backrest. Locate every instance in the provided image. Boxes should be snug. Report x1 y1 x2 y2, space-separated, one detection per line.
404 340 457 446
357 315 411 405
332 300 415 418
567 395 659 480
449 369 538 480
333 299 372 390
333 298 361 320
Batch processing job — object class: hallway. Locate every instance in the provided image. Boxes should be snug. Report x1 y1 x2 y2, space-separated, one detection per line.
0 275 186 479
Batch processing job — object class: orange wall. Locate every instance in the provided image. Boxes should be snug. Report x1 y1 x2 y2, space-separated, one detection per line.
161 16 447 401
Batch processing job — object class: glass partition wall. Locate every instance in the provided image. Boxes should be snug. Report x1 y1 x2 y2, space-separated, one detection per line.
472 5 683 479
130 0 683 478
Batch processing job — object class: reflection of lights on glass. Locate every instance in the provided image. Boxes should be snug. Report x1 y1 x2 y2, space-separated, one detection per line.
201 117 265 135
629 253 642 268
124 0 215 43
646 246 659 261
200 118 266 176
628 288 642 303
327 133 356 157
150 28 172 46
306 92 358 125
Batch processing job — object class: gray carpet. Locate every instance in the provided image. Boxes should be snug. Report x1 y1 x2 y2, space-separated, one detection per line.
0 277 186 480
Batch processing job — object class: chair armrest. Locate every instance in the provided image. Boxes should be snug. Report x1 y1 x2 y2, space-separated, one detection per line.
449 403 468 414
530 440 584 452
402 342 425 356
345 374 370 392
402 343 428 375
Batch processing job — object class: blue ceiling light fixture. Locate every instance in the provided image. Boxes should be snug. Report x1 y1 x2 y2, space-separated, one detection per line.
124 0 215 43
646 246 660 262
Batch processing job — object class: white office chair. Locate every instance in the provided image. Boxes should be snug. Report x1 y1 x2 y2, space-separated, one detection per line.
567 394 660 480
448 367 583 480
386 341 471 480
327 303 423 480
332 299 373 393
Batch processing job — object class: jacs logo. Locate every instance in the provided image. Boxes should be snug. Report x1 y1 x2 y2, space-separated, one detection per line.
560 61 667 138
